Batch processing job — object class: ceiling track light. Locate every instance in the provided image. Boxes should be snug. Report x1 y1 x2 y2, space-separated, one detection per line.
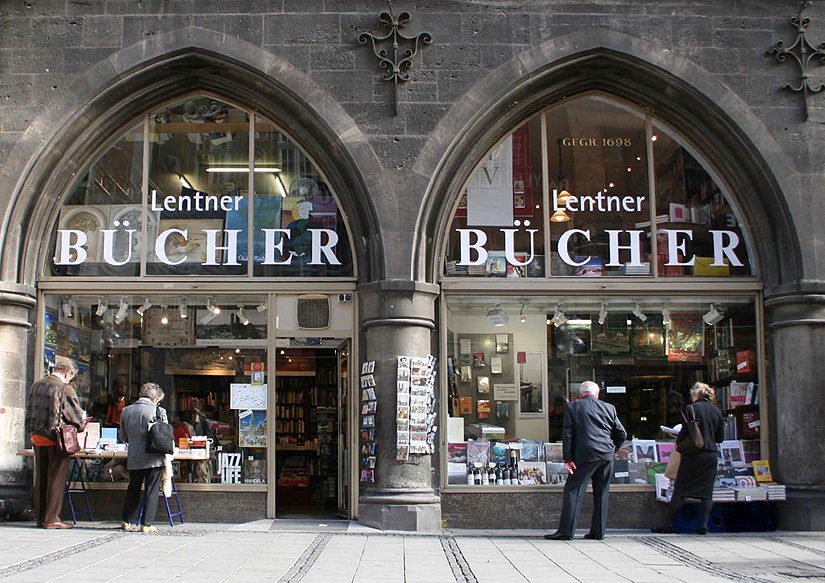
207 297 221 315
136 298 152 316
662 305 672 329
256 304 267 312
114 298 129 324
519 304 527 323
703 303 724 326
598 301 608 326
632 303 648 322
95 297 108 317
199 310 218 325
237 305 250 326
62 299 73 319
160 306 169 325
179 299 188 319
551 304 567 328
486 304 509 327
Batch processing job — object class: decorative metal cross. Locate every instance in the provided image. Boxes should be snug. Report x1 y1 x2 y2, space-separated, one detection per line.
768 0 825 120
358 9 432 116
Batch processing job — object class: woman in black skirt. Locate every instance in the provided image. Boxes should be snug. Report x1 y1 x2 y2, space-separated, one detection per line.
653 382 725 534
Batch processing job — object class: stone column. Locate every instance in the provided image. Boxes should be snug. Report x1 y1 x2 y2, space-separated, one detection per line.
357 280 441 531
764 291 825 530
0 283 36 520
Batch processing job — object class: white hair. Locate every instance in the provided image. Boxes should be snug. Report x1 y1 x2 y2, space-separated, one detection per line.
579 381 600 396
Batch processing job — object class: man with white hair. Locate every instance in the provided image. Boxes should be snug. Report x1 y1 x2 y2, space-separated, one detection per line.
545 380 626 540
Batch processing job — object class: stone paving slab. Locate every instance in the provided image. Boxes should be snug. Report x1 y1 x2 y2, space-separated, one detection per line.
0 523 823 583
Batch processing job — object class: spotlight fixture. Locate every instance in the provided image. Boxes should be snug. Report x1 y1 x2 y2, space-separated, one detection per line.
662 305 672 329
114 298 129 324
199 311 218 325
702 304 724 326
136 298 152 316
95 297 107 317
519 304 527 323
177 173 192 189
632 303 648 322
551 304 567 328
62 300 73 319
256 304 267 312
486 304 509 327
237 306 250 326
179 299 188 319
207 297 221 315
160 306 169 325
597 302 608 326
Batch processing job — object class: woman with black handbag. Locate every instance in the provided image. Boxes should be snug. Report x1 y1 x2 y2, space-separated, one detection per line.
119 383 169 533
653 382 725 534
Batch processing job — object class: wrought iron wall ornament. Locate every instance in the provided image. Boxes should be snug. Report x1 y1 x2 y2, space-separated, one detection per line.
358 9 432 116
768 0 825 120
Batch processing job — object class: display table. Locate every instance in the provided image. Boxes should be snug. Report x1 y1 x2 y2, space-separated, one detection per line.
19 448 209 526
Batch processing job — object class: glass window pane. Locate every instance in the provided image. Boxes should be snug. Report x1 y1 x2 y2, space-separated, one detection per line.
43 294 268 485
48 122 144 277
252 115 353 277
146 96 249 275
445 295 759 487
652 122 753 276
547 97 652 276
444 116 546 278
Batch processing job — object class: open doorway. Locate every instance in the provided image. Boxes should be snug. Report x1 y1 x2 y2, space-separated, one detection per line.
274 341 348 518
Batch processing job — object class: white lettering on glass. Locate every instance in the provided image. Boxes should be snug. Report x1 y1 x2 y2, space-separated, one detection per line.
155 229 188 265
262 229 292 265
309 229 341 265
500 229 538 266
203 230 241 266
557 229 591 266
457 229 488 266
54 230 88 265
605 230 644 267
661 229 695 266
100 229 136 266
710 230 744 267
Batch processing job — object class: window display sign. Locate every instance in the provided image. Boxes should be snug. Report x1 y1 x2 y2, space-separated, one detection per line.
230 383 268 410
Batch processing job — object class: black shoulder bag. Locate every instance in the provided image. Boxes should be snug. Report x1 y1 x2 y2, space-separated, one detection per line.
146 406 175 454
676 404 705 455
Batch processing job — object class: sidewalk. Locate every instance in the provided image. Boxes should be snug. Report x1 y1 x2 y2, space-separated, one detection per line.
0 520 822 583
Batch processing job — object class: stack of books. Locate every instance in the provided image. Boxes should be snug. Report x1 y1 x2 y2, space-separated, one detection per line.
712 487 736 502
623 262 651 276
734 486 768 501
467 264 486 276
444 261 468 275
763 483 786 501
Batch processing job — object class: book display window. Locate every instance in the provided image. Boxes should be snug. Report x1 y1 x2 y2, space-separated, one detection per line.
443 294 764 489
42 293 268 485
443 95 754 278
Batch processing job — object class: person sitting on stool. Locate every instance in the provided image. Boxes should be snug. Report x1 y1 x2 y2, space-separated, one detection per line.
545 381 627 541
119 382 168 534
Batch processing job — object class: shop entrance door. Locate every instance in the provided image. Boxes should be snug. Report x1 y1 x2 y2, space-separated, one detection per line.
273 338 351 518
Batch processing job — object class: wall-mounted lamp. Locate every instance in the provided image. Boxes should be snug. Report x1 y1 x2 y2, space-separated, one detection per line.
662 305 672 330
179 299 188 320
237 306 250 326
62 300 73 319
160 306 169 325
207 298 221 315
598 302 608 326
519 304 527 323
632 303 648 322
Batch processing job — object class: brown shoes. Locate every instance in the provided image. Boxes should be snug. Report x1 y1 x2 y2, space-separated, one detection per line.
42 522 73 529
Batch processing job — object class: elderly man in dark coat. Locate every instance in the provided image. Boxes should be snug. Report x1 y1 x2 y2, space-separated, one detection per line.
545 381 627 540
120 382 168 533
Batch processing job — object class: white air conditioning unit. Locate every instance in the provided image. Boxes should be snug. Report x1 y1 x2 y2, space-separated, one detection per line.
296 294 330 330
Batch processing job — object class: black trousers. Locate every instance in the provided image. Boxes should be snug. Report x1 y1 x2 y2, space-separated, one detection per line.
556 458 613 538
33 444 70 525
122 466 163 526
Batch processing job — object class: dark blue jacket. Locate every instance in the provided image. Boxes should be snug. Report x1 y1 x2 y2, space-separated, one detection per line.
563 395 627 465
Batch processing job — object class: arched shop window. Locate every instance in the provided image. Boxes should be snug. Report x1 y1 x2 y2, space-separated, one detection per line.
443 95 754 278
47 94 354 278
442 96 762 489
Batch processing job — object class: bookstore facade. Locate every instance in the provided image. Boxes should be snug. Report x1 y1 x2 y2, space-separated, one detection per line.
0 10 823 532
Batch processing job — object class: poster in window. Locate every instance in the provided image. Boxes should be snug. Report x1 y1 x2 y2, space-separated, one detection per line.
56 205 108 263
631 316 665 358
466 136 513 227
238 410 267 448
591 314 630 354
156 218 225 264
667 314 705 362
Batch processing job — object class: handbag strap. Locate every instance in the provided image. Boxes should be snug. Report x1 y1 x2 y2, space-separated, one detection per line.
57 383 66 429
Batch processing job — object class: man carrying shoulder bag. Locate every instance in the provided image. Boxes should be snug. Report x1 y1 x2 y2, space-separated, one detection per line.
120 383 169 533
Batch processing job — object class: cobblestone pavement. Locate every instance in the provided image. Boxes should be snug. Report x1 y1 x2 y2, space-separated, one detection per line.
0 522 822 583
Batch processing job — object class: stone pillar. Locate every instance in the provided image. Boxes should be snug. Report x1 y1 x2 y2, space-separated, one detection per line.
764 292 825 530
357 280 441 531
0 283 36 520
